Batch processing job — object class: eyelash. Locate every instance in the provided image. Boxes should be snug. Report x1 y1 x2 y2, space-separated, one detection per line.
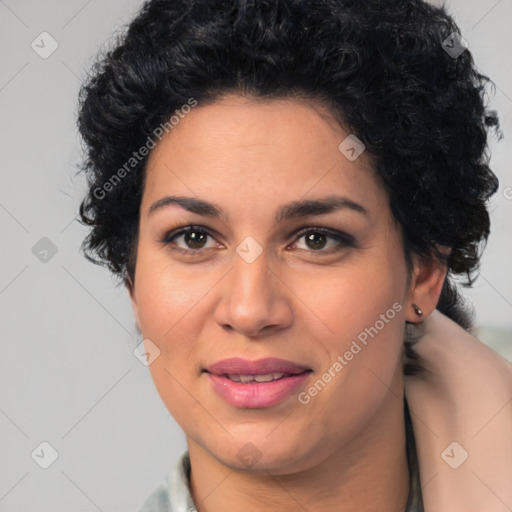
159 224 356 257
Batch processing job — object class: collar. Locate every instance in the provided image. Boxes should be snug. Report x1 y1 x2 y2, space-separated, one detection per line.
167 451 197 512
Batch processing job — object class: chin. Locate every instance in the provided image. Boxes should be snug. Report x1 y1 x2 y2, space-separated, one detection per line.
210 434 313 474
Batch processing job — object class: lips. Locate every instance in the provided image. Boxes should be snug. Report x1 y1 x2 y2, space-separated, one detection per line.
204 357 311 377
204 357 312 408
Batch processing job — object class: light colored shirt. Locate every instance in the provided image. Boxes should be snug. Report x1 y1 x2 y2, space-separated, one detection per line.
137 451 197 512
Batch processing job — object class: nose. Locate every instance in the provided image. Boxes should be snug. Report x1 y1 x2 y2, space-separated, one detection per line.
213 247 293 338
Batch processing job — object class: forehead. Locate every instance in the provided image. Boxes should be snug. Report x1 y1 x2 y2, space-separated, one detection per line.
142 94 385 219
149 94 356 158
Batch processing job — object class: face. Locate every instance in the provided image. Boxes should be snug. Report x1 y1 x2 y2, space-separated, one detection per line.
130 94 418 474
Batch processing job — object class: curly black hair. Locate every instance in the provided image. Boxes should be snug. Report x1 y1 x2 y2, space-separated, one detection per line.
77 0 500 375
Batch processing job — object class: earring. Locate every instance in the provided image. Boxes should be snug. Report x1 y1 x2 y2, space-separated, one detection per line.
412 303 423 316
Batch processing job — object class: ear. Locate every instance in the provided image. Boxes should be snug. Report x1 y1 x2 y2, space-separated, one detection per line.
125 277 141 333
406 246 450 323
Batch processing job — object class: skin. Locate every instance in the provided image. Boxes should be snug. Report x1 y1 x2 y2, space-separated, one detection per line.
129 94 447 512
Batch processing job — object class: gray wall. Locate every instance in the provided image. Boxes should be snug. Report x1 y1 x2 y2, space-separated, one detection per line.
0 1 510 510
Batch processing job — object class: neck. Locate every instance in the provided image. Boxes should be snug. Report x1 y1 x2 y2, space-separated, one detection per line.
187 387 410 512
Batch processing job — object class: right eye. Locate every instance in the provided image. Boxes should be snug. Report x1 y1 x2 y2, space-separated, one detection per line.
159 225 220 255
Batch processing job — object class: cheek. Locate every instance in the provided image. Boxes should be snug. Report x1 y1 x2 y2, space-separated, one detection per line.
303 250 407 341
303 245 408 400
134 248 214 339
134 260 212 428
133 252 211 392
299 281 406 445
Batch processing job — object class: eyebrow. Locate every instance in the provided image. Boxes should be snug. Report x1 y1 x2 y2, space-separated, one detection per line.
148 194 369 223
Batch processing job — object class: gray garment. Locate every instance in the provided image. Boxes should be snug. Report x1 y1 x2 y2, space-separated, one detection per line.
137 451 197 512
136 450 423 512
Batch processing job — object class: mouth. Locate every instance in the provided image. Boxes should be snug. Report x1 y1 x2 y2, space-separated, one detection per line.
210 371 308 383
203 358 313 408
204 356 312 377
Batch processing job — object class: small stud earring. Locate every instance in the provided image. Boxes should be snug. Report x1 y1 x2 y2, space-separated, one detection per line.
412 303 423 316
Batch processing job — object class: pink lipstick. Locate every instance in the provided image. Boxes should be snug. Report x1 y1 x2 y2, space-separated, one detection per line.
204 357 312 408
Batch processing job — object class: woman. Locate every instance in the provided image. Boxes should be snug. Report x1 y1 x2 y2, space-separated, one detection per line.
77 0 512 510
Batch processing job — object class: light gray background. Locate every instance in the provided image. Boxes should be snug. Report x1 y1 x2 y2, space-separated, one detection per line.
0 0 510 510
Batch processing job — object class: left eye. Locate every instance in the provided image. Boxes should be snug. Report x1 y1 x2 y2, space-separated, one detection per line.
291 227 355 253
160 225 355 255
162 226 218 252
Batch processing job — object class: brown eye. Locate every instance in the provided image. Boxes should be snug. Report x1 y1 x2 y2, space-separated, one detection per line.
304 232 329 250
179 229 209 249
161 226 217 253
291 227 355 254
